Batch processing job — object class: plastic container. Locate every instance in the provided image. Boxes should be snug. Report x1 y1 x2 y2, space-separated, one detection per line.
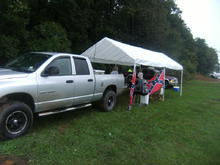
173 86 180 92
140 94 149 105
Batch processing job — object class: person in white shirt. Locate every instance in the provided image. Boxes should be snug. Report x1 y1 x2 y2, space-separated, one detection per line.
111 66 119 74
137 68 143 79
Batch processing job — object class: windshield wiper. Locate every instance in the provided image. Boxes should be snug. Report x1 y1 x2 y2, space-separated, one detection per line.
0 66 31 73
10 68 32 73
0 66 6 68
0 66 11 69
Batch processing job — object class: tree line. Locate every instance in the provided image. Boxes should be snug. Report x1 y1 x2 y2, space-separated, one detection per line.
0 0 218 78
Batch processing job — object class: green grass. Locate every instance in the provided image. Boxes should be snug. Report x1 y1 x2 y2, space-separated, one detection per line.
1 80 220 165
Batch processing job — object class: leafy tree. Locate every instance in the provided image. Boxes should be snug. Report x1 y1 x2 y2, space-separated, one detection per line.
28 0 92 52
195 38 218 74
27 22 72 52
0 0 218 78
0 35 19 65
0 0 29 63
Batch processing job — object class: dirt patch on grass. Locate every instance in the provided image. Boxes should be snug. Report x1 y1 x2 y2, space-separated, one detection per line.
0 155 28 165
57 123 71 135
194 74 220 82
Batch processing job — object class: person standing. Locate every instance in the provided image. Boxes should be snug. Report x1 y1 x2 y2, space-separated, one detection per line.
137 67 143 79
111 66 119 74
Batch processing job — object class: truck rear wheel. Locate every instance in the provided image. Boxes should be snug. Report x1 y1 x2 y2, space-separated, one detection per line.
101 90 116 112
0 102 33 140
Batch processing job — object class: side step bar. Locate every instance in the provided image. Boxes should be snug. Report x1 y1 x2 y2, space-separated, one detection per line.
38 103 92 117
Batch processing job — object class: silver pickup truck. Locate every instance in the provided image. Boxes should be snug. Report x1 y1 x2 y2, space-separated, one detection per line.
0 52 124 139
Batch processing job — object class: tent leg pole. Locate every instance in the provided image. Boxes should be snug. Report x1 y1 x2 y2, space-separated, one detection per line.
180 70 183 96
133 64 136 73
163 68 166 101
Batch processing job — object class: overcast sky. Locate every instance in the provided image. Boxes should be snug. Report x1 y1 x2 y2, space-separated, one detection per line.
175 0 220 62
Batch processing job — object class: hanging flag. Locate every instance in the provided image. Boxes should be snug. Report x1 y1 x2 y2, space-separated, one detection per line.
147 70 165 95
128 71 136 110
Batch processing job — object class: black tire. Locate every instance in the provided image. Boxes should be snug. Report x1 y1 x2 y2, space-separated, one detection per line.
0 102 33 140
101 90 116 112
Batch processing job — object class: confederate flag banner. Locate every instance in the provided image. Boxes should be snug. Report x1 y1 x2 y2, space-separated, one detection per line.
128 70 136 110
147 70 165 95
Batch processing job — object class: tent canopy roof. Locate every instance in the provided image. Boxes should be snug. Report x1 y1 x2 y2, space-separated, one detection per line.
81 37 183 70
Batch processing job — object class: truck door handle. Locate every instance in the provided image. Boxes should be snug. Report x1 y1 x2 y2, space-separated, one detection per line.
66 80 74 83
88 79 93 82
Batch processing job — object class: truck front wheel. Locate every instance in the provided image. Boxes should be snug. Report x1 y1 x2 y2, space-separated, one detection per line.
0 102 33 140
101 90 116 112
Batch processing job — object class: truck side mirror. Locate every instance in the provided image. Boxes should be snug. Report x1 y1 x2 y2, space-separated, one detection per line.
41 66 60 77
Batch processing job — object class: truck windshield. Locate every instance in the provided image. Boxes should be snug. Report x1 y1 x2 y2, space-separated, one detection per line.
4 53 51 73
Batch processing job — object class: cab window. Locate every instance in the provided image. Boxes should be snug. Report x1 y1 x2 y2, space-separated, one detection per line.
46 57 72 76
73 58 90 75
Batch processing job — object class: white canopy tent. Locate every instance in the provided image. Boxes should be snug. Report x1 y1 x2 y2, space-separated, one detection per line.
81 37 183 96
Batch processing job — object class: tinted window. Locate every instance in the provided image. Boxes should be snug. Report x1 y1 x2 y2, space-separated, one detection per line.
74 58 90 75
5 53 51 73
46 57 72 76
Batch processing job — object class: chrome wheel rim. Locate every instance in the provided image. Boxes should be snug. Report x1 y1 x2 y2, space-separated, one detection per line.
5 111 28 134
107 96 114 108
